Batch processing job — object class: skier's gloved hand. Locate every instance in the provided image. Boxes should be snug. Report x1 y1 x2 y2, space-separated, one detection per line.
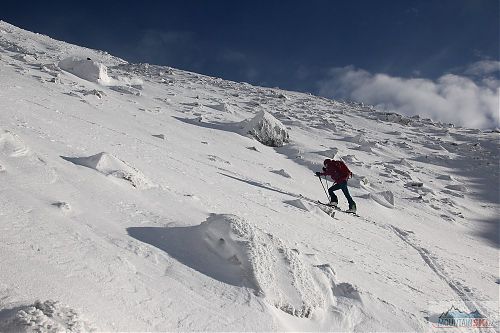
315 171 321 177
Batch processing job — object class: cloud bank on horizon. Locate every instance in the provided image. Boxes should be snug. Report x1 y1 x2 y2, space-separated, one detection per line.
318 60 500 129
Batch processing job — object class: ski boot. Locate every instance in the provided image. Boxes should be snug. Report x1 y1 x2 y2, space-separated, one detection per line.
346 203 357 214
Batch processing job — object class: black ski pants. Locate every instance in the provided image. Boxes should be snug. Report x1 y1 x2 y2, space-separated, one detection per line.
328 181 356 209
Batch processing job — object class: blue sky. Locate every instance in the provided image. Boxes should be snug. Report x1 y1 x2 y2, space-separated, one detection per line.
2 0 499 127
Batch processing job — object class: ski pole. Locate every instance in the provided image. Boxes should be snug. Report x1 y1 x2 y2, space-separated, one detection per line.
317 176 330 202
324 178 331 201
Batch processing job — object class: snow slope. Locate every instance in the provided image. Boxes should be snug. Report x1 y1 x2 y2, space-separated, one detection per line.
0 20 498 332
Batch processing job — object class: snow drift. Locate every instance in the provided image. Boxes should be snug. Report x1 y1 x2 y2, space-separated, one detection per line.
129 214 325 318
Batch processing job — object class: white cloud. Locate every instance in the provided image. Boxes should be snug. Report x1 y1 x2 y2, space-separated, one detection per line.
464 60 500 76
318 63 499 129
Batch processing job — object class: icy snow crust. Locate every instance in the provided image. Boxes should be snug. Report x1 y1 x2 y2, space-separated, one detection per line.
0 20 498 331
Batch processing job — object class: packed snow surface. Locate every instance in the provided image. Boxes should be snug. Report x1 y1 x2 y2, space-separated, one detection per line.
0 20 498 332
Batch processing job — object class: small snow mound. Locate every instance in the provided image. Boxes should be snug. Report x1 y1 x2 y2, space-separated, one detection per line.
346 134 370 144
367 190 395 208
445 184 468 192
395 158 413 168
341 154 359 163
350 174 369 188
354 143 375 153
58 57 111 84
51 201 71 212
377 112 412 125
0 130 30 157
405 181 424 188
13 53 37 63
152 134 166 140
437 174 454 181
316 266 363 304
345 135 376 153
319 147 338 158
109 85 141 96
271 169 291 178
62 152 154 189
0 300 95 333
205 102 234 113
242 111 289 147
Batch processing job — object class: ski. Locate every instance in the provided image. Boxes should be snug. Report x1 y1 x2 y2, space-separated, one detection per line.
317 201 360 217
316 202 336 218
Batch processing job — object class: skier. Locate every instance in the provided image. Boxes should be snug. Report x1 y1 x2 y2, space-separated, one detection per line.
315 159 357 213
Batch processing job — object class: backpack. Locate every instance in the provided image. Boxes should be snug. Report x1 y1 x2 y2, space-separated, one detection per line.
333 160 352 179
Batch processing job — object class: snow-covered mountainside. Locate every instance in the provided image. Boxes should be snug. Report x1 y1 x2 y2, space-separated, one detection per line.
0 20 498 332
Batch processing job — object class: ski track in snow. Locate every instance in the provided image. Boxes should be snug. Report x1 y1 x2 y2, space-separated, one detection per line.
389 225 492 322
0 20 498 332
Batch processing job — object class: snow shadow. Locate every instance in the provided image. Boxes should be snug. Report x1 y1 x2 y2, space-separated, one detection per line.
173 116 242 134
218 172 298 198
410 134 499 247
0 306 24 322
274 143 323 173
0 306 26 332
412 135 498 204
127 225 257 289
475 217 499 248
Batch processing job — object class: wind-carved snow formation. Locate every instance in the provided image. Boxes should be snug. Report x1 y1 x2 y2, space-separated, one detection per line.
59 57 111 85
129 214 325 318
242 110 290 147
62 152 155 189
200 214 325 318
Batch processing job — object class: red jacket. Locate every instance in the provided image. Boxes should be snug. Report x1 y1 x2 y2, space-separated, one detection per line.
320 160 352 183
